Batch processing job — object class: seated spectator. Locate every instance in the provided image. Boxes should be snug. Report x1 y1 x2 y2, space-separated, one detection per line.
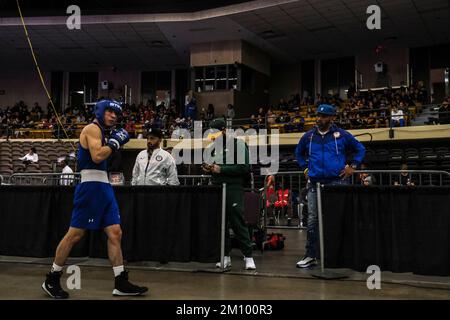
366 112 377 126
294 114 305 131
278 98 288 111
199 108 206 121
76 113 86 123
276 112 290 124
266 109 276 125
393 163 415 186
58 156 74 186
390 106 405 127
19 147 39 165
257 107 265 119
250 115 260 130
226 104 235 127
347 82 356 99
257 114 265 126
359 163 376 186
206 103 215 121
306 105 314 117
125 119 136 138
314 93 322 105
438 99 450 124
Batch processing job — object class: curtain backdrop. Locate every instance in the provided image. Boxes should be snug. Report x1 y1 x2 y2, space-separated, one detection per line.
0 185 222 263
322 186 450 276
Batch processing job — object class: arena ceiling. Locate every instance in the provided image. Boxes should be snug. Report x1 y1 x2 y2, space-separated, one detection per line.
0 0 449 71
0 0 253 17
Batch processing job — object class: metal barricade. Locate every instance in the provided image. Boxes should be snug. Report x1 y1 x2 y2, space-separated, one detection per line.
352 170 450 186
260 169 450 229
261 171 308 229
178 173 258 188
178 175 212 186
9 173 81 186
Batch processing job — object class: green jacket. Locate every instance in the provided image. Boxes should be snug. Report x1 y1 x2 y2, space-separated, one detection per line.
209 137 250 186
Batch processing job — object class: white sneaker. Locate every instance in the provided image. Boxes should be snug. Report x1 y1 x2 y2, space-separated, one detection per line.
216 256 231 268
244 257 256 270
296 256 317 268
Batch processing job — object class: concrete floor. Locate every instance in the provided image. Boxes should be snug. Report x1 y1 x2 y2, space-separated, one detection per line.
0 229 449 300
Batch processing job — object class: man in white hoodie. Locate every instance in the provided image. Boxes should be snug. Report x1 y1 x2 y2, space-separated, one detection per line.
131 128 179 186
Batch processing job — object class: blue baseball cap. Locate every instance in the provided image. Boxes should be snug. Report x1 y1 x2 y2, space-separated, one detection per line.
317 104 336 116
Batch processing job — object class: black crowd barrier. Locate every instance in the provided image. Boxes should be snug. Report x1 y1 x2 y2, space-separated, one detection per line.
322 185 450 276
0 185 222 263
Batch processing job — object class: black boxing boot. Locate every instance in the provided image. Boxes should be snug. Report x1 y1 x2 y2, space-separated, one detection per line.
42 271 69 299
113 270 148 296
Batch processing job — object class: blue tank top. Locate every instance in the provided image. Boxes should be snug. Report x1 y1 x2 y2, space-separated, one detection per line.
77 123 108 171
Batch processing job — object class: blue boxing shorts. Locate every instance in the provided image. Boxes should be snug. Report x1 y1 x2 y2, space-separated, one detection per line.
70 181 121 230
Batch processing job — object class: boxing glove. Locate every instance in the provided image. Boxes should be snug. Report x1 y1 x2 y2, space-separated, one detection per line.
108 128 130 151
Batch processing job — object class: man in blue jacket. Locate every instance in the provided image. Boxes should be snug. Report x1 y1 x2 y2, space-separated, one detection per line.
295 104 365 268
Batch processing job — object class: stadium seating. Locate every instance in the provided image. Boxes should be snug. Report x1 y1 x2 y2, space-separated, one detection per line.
0 141 75 176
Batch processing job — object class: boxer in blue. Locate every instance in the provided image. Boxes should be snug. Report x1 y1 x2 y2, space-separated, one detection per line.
42 100 148 299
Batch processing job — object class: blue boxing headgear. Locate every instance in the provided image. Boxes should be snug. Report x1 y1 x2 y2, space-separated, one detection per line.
317 104 336 116
94 99 122 127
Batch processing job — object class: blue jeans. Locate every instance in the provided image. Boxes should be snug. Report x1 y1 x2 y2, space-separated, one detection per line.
305 179 349 258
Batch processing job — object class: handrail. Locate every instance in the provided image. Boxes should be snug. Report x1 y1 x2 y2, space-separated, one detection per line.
351 169 450 186
260 169 450 229
9 172 81 185
178 175 212 178
354 169 450 175
177 174 212 186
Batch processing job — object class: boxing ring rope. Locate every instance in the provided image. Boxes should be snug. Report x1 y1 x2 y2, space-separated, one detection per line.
15 0 76 150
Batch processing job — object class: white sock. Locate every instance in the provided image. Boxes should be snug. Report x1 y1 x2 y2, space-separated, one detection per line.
113 265 124 277
51 263 63 273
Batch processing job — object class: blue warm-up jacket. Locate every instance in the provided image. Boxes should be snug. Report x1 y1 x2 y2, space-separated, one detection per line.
295 124 365 183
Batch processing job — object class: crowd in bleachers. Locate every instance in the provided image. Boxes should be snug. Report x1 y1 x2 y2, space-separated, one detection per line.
246 81 442 133
1 81 449 140
0 98 195 139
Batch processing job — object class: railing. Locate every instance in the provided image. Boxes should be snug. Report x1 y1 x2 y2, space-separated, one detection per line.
0 175 3 185
352 169 450 186
178 175 212 186
9 173 81 186
177 173 257 188
261 171 308 230
260 169 450 229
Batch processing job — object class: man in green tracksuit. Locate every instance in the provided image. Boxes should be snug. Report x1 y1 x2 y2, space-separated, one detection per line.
202 118 256 270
